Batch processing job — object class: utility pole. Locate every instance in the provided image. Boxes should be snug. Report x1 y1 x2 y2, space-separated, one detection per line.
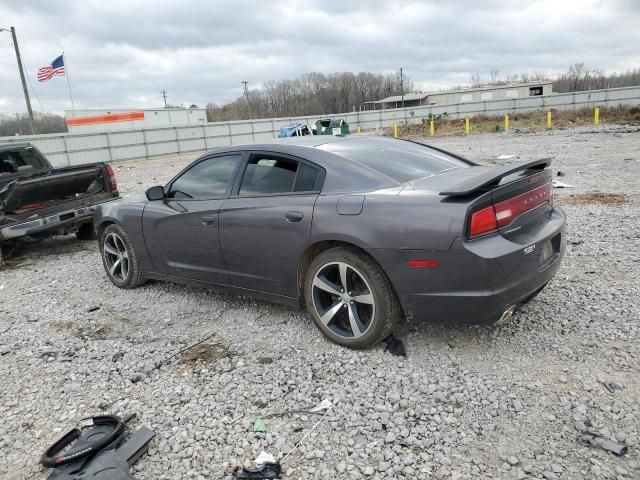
241 81 251 119
161 90 168 108
399 67 405 109
0 27 35 134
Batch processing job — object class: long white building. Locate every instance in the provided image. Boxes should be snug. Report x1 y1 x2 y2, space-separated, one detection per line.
64 107 207 133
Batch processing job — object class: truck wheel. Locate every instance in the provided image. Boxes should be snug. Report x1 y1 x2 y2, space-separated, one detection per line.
100 224 145 288
304 246 401 349
76 222 97 241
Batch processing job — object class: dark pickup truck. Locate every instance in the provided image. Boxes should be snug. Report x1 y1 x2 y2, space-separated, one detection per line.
0 142 119 261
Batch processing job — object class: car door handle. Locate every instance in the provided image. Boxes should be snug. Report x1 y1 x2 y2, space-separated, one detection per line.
285 211 304 222
201 214 217 225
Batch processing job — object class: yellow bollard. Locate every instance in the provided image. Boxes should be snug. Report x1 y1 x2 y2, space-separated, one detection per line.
546 111 552 129
465 117 470 134
429 120 435 137
594 107 600 125
393 123 398 138
356 126 361 134
504 114 509 132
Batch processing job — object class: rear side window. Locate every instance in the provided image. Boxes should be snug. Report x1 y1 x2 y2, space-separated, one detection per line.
239 154 320 195
319 137 469 183
0 148 47 175
294 163 319 192
168 154 240 199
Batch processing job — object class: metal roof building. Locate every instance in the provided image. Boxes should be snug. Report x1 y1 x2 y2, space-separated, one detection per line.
363 82 553 110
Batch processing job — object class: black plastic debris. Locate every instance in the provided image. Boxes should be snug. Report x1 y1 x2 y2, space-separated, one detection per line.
383 335 407 357
41 414 155 480
88 306 101 313
582 434 628 456
234 461 282 479
557 171 566 177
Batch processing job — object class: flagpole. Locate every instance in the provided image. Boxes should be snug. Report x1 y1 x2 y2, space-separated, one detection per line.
62 51 75 116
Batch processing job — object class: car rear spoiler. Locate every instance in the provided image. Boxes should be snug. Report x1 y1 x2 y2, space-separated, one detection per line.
439 157 553 197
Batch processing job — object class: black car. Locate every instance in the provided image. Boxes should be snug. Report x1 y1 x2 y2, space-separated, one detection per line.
95 136 565 348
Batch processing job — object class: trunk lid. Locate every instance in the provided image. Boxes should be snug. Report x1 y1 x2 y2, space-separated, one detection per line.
402 158 554 240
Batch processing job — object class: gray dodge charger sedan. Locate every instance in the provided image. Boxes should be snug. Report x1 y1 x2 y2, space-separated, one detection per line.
95 136 566 348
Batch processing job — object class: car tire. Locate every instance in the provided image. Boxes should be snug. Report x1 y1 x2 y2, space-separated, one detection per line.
304 246 401 349
100 224 145 289
76 222 97 241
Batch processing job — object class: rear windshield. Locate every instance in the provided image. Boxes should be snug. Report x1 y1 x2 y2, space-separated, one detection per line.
0 148 48 176
319 138 469 183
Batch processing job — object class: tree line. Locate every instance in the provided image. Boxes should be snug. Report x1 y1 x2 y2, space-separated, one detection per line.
0 112 66 137
207 72 413 121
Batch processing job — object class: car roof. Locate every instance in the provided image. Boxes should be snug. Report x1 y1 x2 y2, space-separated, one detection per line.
0 142 33 153
204 135 472 193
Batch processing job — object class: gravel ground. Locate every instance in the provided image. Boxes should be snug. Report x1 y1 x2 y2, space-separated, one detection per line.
1 125 639 480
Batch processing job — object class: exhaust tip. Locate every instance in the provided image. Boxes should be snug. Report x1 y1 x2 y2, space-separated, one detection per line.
495 305 517 325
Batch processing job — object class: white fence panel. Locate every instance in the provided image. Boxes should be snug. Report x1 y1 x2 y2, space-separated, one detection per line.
1 86 639 166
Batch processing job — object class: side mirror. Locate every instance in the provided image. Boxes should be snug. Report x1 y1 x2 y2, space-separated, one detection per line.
145 185 165 201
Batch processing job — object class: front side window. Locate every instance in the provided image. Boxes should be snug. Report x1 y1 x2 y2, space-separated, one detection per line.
239 154 320 195
168 154 240 199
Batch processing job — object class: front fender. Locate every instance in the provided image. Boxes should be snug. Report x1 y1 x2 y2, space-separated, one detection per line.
94 198 154 272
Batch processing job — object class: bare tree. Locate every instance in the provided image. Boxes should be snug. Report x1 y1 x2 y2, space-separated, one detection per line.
470 73 481 87
0 112 67 136
568 63 586 91
489 70 499 84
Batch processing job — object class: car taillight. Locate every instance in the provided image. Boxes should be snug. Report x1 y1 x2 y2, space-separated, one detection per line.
468 181 552 238
493 182 552 227
106 164 118 191
469 205 498 237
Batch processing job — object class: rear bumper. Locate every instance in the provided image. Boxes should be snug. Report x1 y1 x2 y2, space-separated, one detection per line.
370 207 566 324
0 197 118 241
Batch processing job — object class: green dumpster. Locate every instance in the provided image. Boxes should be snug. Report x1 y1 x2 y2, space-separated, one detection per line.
314 118 350 135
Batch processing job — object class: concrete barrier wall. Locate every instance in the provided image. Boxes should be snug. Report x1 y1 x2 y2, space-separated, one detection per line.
2 86 639 167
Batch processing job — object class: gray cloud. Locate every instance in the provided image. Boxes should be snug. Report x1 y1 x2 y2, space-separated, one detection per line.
0 0 638 115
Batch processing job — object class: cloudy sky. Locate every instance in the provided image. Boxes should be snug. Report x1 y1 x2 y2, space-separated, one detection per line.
1 0 639 115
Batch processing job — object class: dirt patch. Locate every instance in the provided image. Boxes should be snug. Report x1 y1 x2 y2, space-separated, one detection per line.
559 192 630 206
180 341 232 367
76 325 112 340
49 321 74 330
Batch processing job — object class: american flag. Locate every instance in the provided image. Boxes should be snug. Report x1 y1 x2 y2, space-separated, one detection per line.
37 55 66 82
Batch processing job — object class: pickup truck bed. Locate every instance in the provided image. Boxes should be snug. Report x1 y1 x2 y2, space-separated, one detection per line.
0 143 119 255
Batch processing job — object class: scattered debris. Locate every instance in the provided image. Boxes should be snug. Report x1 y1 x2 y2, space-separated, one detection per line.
234 461 281 479
383 335 407 357
309 399 332 413
496 154 516 160
552 180 575 188
560 192 629 206
87 306 101 313
557 171 566 177
41 413 155 479
602 381 622 393
253 419 267 437
257 357 273 365
582 434 628 456
255 451 276 467
112 351 125 362
262 398 333 419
